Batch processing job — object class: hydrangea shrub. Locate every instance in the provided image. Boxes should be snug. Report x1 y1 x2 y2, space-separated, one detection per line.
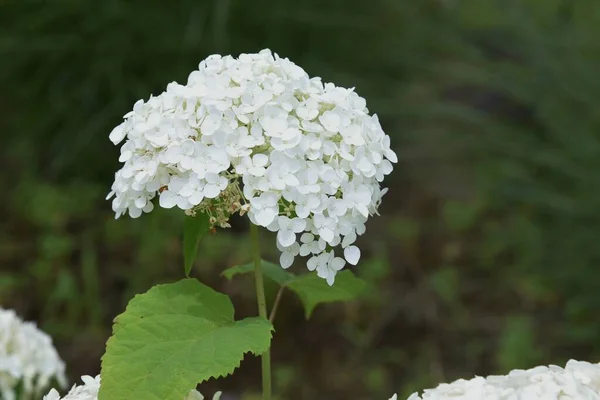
97 49 395 400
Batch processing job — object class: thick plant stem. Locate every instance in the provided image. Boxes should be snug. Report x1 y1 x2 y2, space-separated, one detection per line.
250 223 272 400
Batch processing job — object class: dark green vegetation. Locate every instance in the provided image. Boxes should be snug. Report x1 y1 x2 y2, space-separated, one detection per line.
2 0 600 399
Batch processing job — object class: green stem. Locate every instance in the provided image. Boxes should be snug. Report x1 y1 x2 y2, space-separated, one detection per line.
250 223 272 400
269 286 285 323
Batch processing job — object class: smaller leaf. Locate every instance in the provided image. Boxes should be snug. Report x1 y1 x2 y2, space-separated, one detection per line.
222 260 366 319
183 213 210 276
222 260 295 285
287 270 366 319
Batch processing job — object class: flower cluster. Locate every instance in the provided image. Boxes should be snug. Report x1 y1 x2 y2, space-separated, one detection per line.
0 307 67 400
43 375 222 400
107 49 396 285
397 359 600 399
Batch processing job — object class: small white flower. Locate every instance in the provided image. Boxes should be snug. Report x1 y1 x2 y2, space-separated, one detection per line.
314 251 346 286
279 241 300 269
250 192 280 227
235 154 269 177
276 216 307 247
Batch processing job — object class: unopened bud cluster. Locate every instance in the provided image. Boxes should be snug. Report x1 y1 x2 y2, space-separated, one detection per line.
185 179 247 230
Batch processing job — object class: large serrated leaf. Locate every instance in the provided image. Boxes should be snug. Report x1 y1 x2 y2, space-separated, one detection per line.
222 260 366 319
99 279 273 400
183 213 210 276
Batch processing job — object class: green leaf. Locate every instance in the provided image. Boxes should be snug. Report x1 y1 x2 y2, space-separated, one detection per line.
287 270 366 319
183 213 210 276
99 279 273 400
222 260 366 319
222 260 295 285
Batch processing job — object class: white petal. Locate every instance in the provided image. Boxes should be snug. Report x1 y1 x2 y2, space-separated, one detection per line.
280 251 294 269
300 233 315 243
326 270 336 286
255 208 277 226
109 123 126 144
344 246 361 265
284 174 300 186
330 257 346 271
159 191 177 208
176 196 192 210
253 153 269 167
385 148 398 163
307 256 319 271
356 204 369 218
134 197 147 208
342 232 357 248
249 167 266 177
142 201 154 213
299 244 311 257
266 218 280 232
129 207 142 218
203 184 221 199
291 218 307 233
319 227 334 243
277 216 291 229
296 205 310 218
277 229 296 247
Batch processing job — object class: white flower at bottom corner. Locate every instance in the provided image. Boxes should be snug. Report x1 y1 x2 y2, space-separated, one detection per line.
402 359 600 399
43 375 223 400
0 307 67 400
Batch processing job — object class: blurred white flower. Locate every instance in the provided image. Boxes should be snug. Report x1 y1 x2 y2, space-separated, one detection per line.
43 375 222 400
0 307 67 400
107 49 396 285
402 360 600 399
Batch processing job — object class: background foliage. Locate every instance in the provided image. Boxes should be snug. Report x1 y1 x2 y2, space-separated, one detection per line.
2 0 600 399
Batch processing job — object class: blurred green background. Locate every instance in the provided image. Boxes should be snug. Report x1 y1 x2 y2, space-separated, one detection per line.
2 0 600 398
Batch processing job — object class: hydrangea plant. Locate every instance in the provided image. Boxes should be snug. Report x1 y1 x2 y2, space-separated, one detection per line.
0 307 67 400
98 49 396 399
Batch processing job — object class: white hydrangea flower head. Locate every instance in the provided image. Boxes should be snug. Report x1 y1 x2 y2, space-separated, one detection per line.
107 49 397 285
403 359 600 399
43 375 222 400
0 307 67 400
